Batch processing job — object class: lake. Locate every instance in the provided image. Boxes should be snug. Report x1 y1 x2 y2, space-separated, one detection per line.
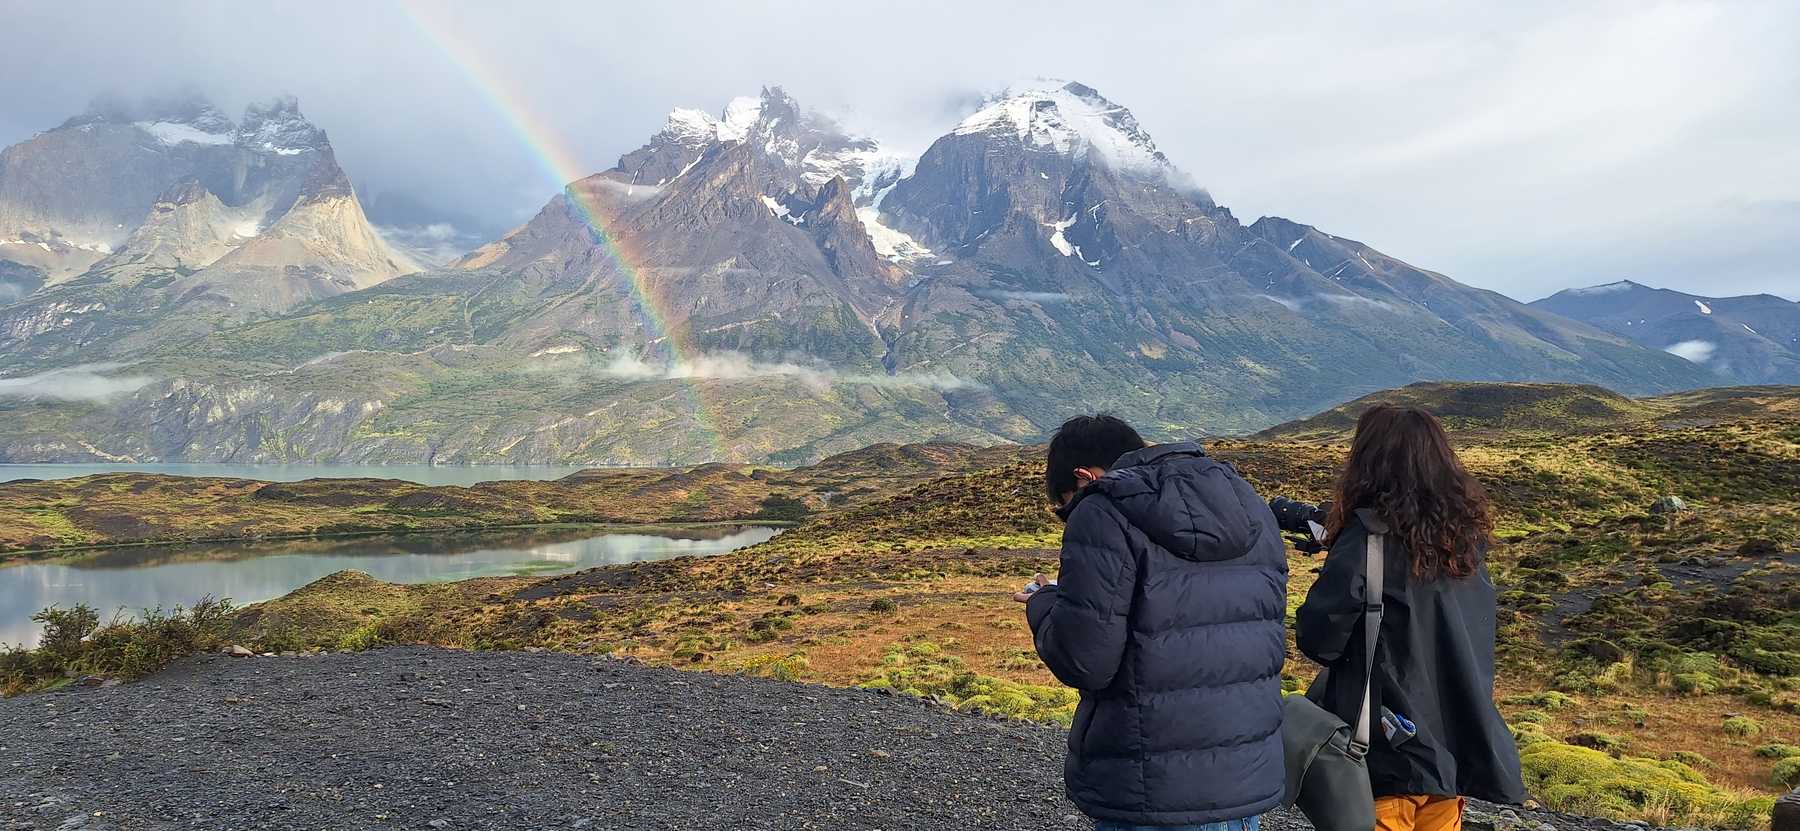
0 524 780 648
0 463 595 486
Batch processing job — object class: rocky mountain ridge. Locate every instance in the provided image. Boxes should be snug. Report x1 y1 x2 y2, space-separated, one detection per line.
0 94 418 372
0 82 1729 464
1532 279 1800 385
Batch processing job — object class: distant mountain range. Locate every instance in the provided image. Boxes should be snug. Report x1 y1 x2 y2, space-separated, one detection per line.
1532 280 1799 385
0 94 416 369
0 82 1754 465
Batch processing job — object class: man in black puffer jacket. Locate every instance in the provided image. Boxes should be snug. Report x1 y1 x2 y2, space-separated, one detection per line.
1021 415 1288 829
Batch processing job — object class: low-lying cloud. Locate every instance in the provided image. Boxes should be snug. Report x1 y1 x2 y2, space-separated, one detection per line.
1254 292 1395 313
596 351 980 391
373 222 483 268
0 363 153 401
1664 339 1717 363
975 289 1072 304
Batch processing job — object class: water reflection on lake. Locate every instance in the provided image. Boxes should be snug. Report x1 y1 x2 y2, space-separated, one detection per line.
0 525 779 648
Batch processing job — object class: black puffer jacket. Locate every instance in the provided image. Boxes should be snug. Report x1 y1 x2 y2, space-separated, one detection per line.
1026 442 1289 825
1296 510 1525 804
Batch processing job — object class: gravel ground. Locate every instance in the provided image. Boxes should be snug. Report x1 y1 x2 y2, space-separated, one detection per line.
0 648 1656 831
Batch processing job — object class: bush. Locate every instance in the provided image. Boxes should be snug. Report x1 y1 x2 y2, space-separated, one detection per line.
1503 691 1575 710
1777 758 1800 788
1756 744 1800 759
1521 741 1770 826
1722 716 1762 738
745 614 795 644
1731 647 1800 677
868 598 899 614
33 606 99 662
1739 539 1780 557
1665 750 1711 768
1566 732 1627 754
1673 672 1720 696
1568 637 1626 664
739 652 809 682
753 494 812 521
335 623 382 652
3 600 236 696
858 641 1078 725
1668 653 1723 676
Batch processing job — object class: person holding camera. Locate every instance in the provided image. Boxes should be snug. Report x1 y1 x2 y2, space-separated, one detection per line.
1294 406 1524 831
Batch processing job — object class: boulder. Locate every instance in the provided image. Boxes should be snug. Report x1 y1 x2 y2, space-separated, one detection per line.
1649 495 1687 514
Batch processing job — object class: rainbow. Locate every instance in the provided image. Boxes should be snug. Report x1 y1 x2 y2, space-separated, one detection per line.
396 1 733 462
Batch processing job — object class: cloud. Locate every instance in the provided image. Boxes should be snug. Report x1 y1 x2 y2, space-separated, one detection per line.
1316 294 1394 311
1252 294 1304 312
373 223 482 268
974 289 1072 304
595 351 979 391
1663 340 1716 364
1253 293 1395 313
0 363 153 400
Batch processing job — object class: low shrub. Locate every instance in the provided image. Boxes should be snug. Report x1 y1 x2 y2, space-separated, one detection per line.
1723 716 1762 738
1502 691 1575 710
1665 750 1711 768
335 623 382 652
1566 732 1627 754
868 598 899 614
739 652 809 682
1521 741 1772 827
859 641 1077 725
1757 744 1800 759
1672 672 1720 696
1777 758 1800 788
2 600 236 696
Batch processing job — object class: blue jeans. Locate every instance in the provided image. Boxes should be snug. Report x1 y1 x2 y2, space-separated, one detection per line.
1095 818 1260 831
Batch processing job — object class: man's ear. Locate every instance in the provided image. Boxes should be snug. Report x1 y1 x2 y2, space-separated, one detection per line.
1073 467 1098 485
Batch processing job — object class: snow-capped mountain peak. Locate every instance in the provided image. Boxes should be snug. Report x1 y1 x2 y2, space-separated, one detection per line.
640 88 912 208
953 79 1169 174
235 96 326 156
656 91 772 147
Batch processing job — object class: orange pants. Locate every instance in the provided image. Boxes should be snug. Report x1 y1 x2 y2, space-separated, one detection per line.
1375 795 1464 831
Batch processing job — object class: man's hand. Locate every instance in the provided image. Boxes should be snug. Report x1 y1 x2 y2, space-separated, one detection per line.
1012 572 1052 603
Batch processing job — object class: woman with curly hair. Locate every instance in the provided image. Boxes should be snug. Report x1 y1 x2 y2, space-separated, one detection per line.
1296 405 1524 831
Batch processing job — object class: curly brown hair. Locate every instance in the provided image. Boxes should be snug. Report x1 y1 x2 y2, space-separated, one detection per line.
1324 404 1493 579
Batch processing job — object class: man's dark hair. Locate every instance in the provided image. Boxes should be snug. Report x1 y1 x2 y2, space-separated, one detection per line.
1044 414 1148 502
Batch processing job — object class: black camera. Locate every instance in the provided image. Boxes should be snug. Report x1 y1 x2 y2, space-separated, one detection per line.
1268 496 1330 554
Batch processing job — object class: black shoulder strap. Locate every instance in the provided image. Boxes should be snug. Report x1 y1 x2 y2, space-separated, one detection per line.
1352 530 1386 751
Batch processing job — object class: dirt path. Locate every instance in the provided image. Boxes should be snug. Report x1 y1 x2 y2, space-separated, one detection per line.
1 648 1642 831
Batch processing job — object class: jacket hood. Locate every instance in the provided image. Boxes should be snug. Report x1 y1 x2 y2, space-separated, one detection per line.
1080 441 1265 562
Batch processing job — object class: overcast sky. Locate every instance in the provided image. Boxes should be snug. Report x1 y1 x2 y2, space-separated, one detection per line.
2 0 1795 300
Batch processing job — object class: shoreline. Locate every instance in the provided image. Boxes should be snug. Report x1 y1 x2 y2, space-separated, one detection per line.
0 519 796 562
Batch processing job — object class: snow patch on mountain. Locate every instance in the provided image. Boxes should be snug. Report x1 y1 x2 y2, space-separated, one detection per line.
1694 299 1713 315
954 80 1169 174
1043 216 1076 256
717 97 764 142
857 208 931 263
804 146 914 207
136 121 235 147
